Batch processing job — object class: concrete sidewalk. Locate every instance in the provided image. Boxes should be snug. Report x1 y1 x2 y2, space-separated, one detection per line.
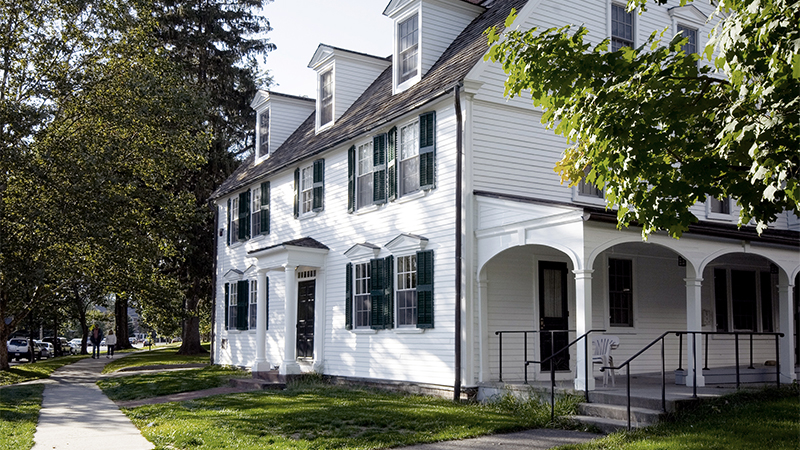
31 356 153 450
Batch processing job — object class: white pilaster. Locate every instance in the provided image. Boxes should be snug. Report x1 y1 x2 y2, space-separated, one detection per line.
684 276 705 387
253 270 271 373
573 269 595 391
281 265 300 375
477 277 489 383
778 283 796 383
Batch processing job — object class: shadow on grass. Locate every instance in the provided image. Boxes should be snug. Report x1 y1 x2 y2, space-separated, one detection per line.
0 385 44 450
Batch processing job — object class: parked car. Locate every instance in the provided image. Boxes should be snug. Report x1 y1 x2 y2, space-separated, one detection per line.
35 340 54 359
43 337 70 357
7 338 32 361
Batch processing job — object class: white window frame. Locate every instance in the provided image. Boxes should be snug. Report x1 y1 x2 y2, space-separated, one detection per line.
604 255 638 331
398 119 420 197
356 140 374 210
251 187 262 238
713 266 776 333
229 196 240 245
353 262 371 330
609 2 635 52
249 279 258 331
257 108 270 159
318 67 334 130
705 196 735 221
395 254 418 328
300 163 314 215
676 24 698 56
394 10 421 93
228 284 238 330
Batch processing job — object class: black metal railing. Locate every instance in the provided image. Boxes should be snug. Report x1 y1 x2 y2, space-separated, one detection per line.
604 330 785 430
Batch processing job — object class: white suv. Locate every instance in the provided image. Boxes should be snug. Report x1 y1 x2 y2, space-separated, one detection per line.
7 338 32 361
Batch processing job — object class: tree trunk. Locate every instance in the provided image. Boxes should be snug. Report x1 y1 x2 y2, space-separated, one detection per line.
177 292 206 355
77 304 89 355
0 324 10 371
114 295 132 350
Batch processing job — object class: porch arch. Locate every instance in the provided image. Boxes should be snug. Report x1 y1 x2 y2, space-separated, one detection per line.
587 235 697 277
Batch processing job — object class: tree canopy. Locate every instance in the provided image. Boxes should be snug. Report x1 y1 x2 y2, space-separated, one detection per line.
485 0 799 237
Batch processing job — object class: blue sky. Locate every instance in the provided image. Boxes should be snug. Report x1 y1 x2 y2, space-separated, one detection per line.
262 0 394 98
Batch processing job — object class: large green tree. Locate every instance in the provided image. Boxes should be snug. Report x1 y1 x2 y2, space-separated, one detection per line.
485 0 799 237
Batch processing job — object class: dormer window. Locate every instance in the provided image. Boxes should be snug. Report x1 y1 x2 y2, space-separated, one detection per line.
611 3 634 51
398 13 419 84
258 109 269 157
319 69 333 126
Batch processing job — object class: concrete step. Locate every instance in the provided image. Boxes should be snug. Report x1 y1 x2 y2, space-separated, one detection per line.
570 415 639 434
578 402 665 424
587 390 695 412
229 377 286 390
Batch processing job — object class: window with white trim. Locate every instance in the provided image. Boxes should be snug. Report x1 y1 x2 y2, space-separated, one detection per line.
396 255 417 327
611 3 634 51
709 196 730 214
397 13 419 85
228 284 238 330
251 187 261 237
319 69 333 126
230 196 239 243
677 24 697 55
608 258 633 327
354 262 371 328
300 164 314 215
258 109 269 157
249 279 257 330
399 120 420 196
357 141 374 209
714 268 775 332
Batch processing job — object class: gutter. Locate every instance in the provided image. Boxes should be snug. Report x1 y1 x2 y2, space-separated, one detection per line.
453 81 463 401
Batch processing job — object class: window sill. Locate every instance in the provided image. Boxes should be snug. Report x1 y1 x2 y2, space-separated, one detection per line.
228 241 245 249
704 213 736 222
393 328 424 334
351 328 377 335
298 211 320 221
225 330 242 335
355 205 380 215
395 190 426 204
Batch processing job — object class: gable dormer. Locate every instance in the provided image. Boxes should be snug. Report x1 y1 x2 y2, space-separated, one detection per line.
308 45 391 133
384 0 484 94
250 91 315 163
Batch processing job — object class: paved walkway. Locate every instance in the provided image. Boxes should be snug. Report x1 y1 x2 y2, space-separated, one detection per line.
31 356 154 450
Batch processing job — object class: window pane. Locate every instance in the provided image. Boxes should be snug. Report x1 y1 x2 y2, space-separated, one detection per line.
396 255 417 326
398 14 418 83
259 110 269 155
251 188 261 236
677 25 697 55
731 270 757 330
400 122 420 195
230 198 239 243
354 263 371 328
714 268 728 331
760 271 773 332
249 280 258 330
301 165 313 214
320 70 333 125
608 258 633 327
611 4 634 51
228 288 238 330
357 142 373 208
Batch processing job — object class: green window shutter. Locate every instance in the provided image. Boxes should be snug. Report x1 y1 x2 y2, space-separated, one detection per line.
387 127 397 202
312 159 324 212
372 134 387 204
416 250 434 328
384 255 394 329
293 168 300 218
260 182 270 234
370 257 385 329
237 280 249 330
226 199 231 246
224 283 229 330
238 191 250 241
264 277 269 330
347 146 355 213
419 111 436 190
345 263 353 330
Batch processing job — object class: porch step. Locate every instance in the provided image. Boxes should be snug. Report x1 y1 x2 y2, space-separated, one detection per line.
588 390 698 413
569 415 638 434
229 377 286 390
578 402 665 425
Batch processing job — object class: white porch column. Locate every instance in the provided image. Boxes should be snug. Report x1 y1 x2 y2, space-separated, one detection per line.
477 277 489 383
312 268 326 373
281 264 300 375
253 270 271 373
684 276 705 387
778 283 796 383
573 269 595 391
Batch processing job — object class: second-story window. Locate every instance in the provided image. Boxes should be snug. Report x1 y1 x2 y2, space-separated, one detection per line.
398 13 419 84
229 196 239 243
611 3 634 51
258 109 269 157
399 120 420 196
677 24 697 55
357 141 374 209
320 69 333 126
251 187 261 237
301 164 314 214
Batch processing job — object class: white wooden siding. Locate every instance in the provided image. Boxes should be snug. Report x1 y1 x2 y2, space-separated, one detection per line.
419 0 481 77
269 99 315 154
333 55 390 122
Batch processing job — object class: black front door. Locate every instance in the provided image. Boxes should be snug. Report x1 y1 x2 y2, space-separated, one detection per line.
297 280 315 358
539 261 569 371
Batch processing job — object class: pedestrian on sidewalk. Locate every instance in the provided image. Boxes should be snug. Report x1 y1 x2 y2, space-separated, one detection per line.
106 329 117 358
89 325 104 359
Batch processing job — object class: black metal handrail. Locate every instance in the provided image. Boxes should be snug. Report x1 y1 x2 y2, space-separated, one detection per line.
604 330 785 430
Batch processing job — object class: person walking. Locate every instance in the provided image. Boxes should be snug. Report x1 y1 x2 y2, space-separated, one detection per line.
105 330 117 358
89 325 104 359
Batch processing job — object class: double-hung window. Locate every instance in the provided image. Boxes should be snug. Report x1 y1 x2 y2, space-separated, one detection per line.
354 263 371 329
226 283 238 330
608 258 633 327
357 141 374 209
229 197 239 244
399 120 420 196
611 3 634 51
294 160 324 217
319 69 333 126
224 280 252 331
397 13 419 85
396 255 417 327
251 187 261 237
714 268 774 332
258 109 269 157
301 165 314 214
249 279 258 330
677 25 697 55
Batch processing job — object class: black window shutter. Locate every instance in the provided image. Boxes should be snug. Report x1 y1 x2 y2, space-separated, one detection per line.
264 277 269 330
224 283 229 330
293 168 300 218
260 182 270 234
237 280 249 330
372 134 387 204
345 263 353 330
238 191 250 241
387 127 397 202
226 198 231 246
312 159 324 212
347 145 356 213
419 111 436 190
370 258 385 329
416 250 434 328
384 255 394 329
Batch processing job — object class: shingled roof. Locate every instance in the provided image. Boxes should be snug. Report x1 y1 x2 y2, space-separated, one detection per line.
211 0 528 200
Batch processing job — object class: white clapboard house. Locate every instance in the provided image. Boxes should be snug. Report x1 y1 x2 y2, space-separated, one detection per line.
210 0 799 398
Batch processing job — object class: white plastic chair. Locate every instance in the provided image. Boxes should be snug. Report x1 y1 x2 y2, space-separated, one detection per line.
592 335 619 387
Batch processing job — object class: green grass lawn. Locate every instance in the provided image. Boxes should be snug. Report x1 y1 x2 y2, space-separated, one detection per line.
98 365 250 401
122 378 583 450
0 355 89 386
557 387 800 450
101 344 211 374
0 385 44 450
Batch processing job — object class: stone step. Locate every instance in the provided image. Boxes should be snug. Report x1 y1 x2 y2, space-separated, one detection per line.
570 415 639 434
229 377 286 390
578 402 665 424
